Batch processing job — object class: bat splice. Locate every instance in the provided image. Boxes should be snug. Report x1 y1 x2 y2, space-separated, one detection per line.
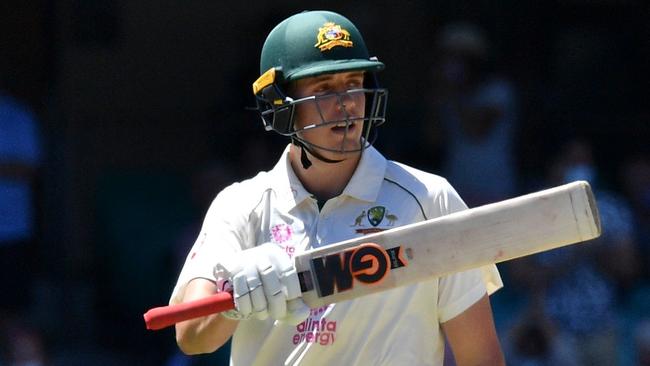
144 180 601 330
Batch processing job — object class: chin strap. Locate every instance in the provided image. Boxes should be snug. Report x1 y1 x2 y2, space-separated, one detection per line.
300 145 312 169
291 138 344 169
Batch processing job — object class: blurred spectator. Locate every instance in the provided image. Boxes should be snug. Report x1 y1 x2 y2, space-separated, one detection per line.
503 297 579 366
0 91 41 314
620 153 650 283
636 319 650 366
0 316 48 366
506 138 639 366
620 153 650 365
427 22 518 207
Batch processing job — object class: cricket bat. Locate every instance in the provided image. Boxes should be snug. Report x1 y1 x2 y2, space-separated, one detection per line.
144 180 601 330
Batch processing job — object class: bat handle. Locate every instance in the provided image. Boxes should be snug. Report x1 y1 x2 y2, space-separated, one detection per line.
143 292 234 330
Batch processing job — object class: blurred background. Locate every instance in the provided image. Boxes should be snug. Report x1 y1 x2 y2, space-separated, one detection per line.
1 0 648 365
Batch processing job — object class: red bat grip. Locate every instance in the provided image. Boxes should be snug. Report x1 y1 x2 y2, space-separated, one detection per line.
143 292 234 330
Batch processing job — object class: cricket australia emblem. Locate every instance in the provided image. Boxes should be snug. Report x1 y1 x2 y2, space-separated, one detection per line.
367 206 386 227
352 207 399 234
314 22 353 52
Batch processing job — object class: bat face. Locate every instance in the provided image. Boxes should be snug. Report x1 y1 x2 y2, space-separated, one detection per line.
298 243 409 298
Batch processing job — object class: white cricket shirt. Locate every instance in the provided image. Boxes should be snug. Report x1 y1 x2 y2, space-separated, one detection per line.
171 145 502 366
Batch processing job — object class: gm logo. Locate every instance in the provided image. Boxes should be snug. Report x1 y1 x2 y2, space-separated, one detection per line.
310 243 408 297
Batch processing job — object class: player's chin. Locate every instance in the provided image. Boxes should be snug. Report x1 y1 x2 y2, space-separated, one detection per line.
324 140 363 158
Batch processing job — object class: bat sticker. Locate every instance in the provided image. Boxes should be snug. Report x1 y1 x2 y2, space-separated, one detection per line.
309 243 408 298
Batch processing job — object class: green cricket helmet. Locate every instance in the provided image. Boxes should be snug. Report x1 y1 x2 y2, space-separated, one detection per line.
258 10 384 83
252 10 388 163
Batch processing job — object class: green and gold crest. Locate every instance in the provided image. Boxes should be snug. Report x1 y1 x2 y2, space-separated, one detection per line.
367 206 386 227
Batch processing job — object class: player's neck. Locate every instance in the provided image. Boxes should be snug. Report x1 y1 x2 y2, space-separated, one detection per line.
289 145 360 202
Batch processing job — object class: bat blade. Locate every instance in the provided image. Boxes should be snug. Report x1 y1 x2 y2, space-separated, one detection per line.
296 180 600 307
143 180 600 330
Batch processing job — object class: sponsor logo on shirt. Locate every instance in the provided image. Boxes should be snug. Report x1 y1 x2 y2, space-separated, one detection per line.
292 305 337 346
270 223 296 258
271 223 293 243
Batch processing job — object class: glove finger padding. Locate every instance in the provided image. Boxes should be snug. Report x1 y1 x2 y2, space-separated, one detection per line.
231 270 254 318
257 255 287 320
258 244 309 323
280 264 303 302
248 270 269 320
215 255 248 320
214 243 309 323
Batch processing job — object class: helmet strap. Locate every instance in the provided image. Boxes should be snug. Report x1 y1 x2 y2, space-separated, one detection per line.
300 144 312 169
291 138 344 169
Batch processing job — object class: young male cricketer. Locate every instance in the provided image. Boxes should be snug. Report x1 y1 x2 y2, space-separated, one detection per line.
171 10 505 365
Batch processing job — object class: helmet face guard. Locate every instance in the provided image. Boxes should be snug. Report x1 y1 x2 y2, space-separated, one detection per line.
255 75 388 153
252 10 388 155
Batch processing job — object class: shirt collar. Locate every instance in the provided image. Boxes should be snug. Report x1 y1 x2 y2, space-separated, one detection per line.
342 145 387 202
269 144 388 211
269 145 313 212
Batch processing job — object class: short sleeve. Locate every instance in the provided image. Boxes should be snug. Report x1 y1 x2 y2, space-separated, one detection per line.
169 185 249 305
437 268 487 323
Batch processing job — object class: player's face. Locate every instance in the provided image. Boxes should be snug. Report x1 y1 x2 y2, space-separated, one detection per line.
290 71 366 156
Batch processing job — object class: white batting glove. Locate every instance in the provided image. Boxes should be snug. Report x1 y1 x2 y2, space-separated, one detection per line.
214 243 310 325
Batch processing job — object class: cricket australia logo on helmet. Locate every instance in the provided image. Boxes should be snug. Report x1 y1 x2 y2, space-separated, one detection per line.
315 22 353 51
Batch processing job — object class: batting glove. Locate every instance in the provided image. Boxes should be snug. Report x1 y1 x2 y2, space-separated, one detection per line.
214 242 309 325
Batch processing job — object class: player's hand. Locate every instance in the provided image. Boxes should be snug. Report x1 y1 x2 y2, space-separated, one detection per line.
213 243 309 325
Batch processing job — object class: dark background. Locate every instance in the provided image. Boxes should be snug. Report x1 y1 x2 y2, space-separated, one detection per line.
1 0 648 365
